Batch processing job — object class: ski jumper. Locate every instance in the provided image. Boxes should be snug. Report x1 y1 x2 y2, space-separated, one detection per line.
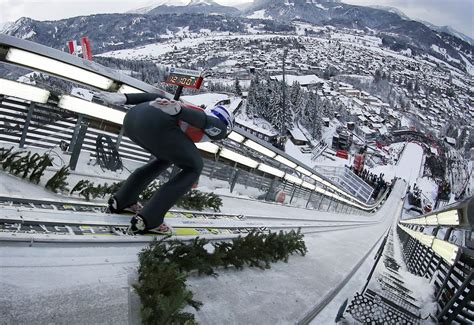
113 93 227 229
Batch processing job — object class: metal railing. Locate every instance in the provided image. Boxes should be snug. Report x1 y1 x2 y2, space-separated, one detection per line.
0 34 386 212
338 196 473 324
397 197 473 323
1 95 392 216
341 230 425 324
313 165 374 203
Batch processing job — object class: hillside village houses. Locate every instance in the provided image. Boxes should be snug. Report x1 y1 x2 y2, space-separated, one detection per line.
153 28 471 147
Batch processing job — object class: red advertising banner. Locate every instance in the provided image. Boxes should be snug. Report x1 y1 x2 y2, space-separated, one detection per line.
354 153 365 173
67 40 79 56
81 37 93 61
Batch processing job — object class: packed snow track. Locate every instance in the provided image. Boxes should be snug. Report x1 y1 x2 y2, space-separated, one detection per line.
0 181 406 324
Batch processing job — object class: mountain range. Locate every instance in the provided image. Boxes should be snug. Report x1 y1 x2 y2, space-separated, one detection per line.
1 0 472 71
147 0 240 16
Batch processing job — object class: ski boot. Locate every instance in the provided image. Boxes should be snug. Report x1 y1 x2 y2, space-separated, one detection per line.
127 215 146 235
127 215 173 236
147 222 173 235
108 197 143 215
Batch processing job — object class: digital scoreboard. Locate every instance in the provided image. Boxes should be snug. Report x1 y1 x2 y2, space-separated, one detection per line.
165 67 204 90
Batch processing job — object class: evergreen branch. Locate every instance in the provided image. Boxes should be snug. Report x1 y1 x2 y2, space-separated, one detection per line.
45 166 69 193
0 147 14 162
29 154 53 184
70 180 92 195
134 229 307 323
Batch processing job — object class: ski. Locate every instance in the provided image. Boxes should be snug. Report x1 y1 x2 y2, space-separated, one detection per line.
0 220 262 238
0 205 310 229
0 194 245 218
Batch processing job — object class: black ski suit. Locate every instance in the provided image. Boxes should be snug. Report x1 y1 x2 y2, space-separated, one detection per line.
113 93 228 229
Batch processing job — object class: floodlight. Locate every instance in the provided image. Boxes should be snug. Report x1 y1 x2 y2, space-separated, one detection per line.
275 155 297 168
418 233 435 247
6 48 115 90
219 148 259 168
301 181 316 190
243 139 276 158
58 95 125 125
402 217 424 225
296 166 312 176
0 78 50 103
432 239 459 265
436 210 459 226
425 215 438 226
257 163 285 178
315 187 326 195
284 174 303 185
195 142 219 154
310 174 323 182
228 131 245 143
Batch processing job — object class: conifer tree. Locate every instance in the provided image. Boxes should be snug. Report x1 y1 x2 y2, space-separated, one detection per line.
320 99 332 119
265 80 292 134
301 92 323 139
246 74 260 116
279 79 294 133
290 81 305 120
234 78 242 96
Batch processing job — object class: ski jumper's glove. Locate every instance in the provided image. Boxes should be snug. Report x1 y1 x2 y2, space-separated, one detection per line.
95 92 127 105
150 99 182 116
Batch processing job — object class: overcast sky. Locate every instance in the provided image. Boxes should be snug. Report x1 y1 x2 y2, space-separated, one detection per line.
0 0 472 38
343 0 473 38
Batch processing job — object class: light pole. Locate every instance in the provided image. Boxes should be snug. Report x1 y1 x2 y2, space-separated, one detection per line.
281 48 288 134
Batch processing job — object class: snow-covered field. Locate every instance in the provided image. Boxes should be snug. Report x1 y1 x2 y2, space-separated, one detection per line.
98 33 289 61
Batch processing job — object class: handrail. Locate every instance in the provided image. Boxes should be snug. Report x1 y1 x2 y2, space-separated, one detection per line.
399 196 473 229
397 224 461 266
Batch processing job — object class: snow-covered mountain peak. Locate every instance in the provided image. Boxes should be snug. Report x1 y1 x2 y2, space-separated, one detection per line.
127 0 187 13
155 0 187 6
2 17 32 35
188 0 217 6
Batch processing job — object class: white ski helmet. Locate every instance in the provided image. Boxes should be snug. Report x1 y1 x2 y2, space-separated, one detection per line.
211 105 234 133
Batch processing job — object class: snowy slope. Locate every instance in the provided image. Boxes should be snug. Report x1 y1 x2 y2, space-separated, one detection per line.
370 142 423 186
1 176 406 324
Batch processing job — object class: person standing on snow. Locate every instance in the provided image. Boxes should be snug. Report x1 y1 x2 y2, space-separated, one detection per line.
97 92 234 234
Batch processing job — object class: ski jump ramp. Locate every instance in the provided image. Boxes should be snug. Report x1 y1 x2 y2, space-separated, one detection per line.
0 181 406 324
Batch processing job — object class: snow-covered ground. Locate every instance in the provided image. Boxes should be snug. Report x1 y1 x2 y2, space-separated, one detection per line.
0 178 406 324
370 142 423 186
0 111 413 324
98 34 289 61
369 141 441 207
182 92 230 108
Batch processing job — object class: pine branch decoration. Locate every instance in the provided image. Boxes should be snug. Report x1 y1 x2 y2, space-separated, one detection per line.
22 153 41 179
29 154 53 184
134 229 307 323
9 152 30 176
176 190 222 212
70 180 92 195
0 147 14 163
45 166 70 193
2 151 22 170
